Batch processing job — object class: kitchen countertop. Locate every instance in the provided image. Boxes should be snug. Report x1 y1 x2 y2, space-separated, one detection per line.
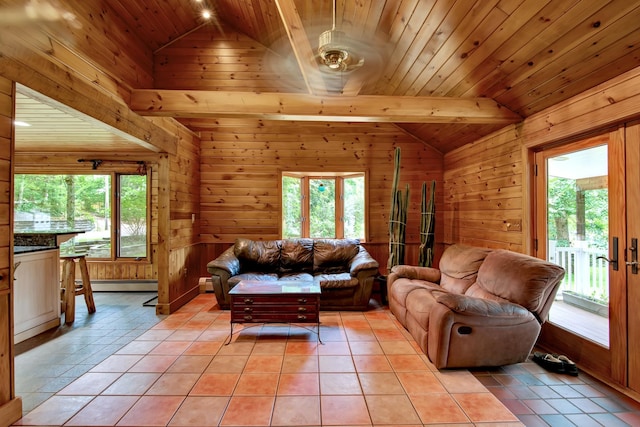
14 230 87 247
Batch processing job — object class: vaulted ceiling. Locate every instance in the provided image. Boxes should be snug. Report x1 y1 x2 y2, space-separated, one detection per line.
7 0 640 153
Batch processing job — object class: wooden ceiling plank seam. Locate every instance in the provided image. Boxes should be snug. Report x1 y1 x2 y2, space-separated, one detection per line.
495 0 527 16
385 0 460 95
248 0 271 47
520 65 640 144
0 17 149 95
371 0 435 94
375 0 404 38
416 6 508 97
237 0 260 42
496 2 640 109
132 0 189 51
391 123 444 155
63 0 154 79
393 0 497 96
47 39 132 99
410 0 506 97
274 0 327 95
0 32 134 109
164 0 199 38
448 0 568 97
438 0 551 98
258 0 286 48
363 0 388 38
463 0 620 100
107 0 153 45
341 0 369 40
134 2 177 48
519 40 640 116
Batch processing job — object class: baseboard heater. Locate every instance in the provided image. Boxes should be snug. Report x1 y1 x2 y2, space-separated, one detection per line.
90 280 158 292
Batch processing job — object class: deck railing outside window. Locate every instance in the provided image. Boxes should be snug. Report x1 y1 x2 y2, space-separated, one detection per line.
548 241 609 304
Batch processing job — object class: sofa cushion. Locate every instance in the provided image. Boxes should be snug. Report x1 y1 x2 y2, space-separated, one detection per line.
314 272 358 289
439 244 490 294
280 238 314 274
313 239 360 274
473 249 566 317
234 238 281 273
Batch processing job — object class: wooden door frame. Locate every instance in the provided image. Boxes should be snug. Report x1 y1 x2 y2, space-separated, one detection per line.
532 128 628 386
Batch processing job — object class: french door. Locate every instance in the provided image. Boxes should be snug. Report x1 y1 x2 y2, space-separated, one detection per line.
534 126 639 389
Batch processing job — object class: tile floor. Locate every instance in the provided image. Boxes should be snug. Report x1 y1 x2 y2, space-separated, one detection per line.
11 291 640 426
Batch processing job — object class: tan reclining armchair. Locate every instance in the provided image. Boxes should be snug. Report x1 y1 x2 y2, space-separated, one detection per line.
387 244 565 368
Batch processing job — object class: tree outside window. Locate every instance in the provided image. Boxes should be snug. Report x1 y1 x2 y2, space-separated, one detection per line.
14 173 147 259
282 172 365 240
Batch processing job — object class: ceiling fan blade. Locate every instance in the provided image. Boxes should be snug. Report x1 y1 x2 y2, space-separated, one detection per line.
0 0 80 28
274 0 328 96
268 0 391 97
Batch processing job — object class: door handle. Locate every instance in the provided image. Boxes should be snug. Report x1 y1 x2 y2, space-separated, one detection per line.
628 238 638 275
596 236 619 271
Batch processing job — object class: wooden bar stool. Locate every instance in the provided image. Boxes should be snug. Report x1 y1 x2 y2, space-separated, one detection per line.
61 254 96 324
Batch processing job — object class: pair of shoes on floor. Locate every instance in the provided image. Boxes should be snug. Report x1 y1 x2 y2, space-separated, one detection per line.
532 351 579 376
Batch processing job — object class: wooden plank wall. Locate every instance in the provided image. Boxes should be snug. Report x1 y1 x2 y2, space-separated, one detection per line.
444 66 640 254
147 117 202 313
198 119 444 275
0 77 21 427
443 125 525 252
442 66 640 389
154 23 306 93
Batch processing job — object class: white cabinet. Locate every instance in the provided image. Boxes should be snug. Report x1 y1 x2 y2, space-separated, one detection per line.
14 249 61 343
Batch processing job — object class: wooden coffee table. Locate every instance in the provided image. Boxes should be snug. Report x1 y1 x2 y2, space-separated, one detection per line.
227 280 322 344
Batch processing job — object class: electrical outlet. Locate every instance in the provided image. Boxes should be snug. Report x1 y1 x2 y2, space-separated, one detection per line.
506 219 522 232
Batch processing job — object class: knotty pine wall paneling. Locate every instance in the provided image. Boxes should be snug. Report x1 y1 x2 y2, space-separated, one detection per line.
443 66 640 391
147 117 202 314
154 24 306 93
199 119 444 275
0 77 22 427
443 125 525 252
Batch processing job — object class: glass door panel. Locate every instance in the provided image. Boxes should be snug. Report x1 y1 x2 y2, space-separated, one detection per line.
545 145 610 347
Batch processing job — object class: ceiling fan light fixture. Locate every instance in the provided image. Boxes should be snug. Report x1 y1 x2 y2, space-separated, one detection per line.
318 29 349 71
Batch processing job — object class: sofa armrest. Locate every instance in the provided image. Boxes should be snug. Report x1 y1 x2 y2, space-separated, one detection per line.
432 291 531 318
349 246 379 276
206 246 241 276
390 265 441 283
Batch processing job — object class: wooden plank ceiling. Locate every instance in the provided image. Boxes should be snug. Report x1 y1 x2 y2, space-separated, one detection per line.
8 0 640 153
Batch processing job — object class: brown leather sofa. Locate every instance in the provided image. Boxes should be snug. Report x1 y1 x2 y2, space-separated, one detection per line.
207 238 379 310
387 244 565 368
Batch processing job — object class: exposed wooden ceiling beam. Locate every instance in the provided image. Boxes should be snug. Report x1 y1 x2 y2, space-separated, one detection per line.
274 0 326 96
130 89 522 124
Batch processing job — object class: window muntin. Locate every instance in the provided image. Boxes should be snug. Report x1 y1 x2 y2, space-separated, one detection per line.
14 173 148 259
282 172 365 240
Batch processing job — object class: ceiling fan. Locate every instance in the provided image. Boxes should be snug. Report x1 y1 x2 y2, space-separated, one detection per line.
316 0 364 73
270 0 388 96
0 0 80 28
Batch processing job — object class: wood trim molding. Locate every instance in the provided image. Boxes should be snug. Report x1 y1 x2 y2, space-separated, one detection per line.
0 397 22 427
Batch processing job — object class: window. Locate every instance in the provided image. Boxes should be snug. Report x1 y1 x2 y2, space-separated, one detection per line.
282 172 365 240
14 173 148 259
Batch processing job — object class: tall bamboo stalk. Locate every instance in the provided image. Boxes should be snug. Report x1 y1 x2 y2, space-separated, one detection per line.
388 147 409 271
419 180 436 267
